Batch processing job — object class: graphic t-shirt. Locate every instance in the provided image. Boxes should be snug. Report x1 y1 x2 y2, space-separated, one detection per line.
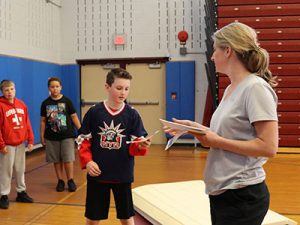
40 96 76 140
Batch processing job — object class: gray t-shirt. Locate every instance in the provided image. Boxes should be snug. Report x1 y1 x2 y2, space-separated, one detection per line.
204 74 278 195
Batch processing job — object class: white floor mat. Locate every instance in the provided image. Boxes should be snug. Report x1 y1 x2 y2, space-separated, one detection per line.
133 180 297 225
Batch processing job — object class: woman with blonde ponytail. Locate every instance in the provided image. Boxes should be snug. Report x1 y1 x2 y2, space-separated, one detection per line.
163 22 278 225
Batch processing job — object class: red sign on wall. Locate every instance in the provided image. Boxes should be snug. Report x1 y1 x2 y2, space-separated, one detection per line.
114 34 126 45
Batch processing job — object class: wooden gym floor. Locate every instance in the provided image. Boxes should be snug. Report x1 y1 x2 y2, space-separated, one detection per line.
0 145 299 225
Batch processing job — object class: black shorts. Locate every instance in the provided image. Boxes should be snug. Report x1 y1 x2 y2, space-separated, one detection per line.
85 179 135 221
209 181 270 225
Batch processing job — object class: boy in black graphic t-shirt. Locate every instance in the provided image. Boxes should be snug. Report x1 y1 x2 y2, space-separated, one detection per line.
40 77 81 192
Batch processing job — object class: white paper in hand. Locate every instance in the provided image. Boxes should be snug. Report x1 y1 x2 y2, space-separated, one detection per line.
160 119 207 134
160 119 208 150
165 131 186 150
126 130 160 144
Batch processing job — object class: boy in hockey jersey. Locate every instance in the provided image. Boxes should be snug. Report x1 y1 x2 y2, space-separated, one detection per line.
0 80 34 209
78 68 151 225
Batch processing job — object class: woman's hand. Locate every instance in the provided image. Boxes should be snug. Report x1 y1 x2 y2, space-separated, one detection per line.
191 130 221 148
86 161 101 177
163 118 198 136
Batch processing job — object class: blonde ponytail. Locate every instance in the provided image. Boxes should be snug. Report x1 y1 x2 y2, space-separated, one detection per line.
213 22 277 87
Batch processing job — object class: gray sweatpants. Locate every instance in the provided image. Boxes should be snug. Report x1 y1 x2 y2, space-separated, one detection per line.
0 144 26 195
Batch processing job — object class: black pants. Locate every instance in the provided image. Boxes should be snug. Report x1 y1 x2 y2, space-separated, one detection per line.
209 181 270 225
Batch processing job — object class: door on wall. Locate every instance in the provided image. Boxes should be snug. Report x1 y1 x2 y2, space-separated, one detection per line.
126 64 166 144
81 65 117 118
80 63 166 144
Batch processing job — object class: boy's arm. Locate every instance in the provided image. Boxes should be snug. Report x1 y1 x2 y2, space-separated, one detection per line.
70 113 81 129
77 134 93 169
76 106 96 169
40 117 46 146
128 110 151 156
25 109 34 145
0 133 4 149
129 138 151 156
0 128 6 152
0 110 5 149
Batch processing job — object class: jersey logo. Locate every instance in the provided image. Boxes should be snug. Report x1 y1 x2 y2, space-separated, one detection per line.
98 121 126 150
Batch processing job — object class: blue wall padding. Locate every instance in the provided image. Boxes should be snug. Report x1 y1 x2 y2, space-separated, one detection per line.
166 61 195 139
61 64 80 118
179 62 195 121
0 55 80 144
166 62 181 120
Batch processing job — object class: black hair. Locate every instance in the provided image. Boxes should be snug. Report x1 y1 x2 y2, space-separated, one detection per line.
48 77 62 87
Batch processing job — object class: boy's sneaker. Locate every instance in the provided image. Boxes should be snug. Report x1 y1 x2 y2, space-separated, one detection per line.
56 179 65 192
16 191 34 203
0 195 9 209
67 179 77 192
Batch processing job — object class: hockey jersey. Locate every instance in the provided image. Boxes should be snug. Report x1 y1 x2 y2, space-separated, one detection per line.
78 101 148 183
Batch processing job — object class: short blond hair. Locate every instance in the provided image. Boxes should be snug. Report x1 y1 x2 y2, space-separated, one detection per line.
0 80 15 92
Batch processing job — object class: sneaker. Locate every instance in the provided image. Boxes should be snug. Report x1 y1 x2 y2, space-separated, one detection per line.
56 179 65 192
0 195 9 209
16 191 34 203
67 179 77 192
